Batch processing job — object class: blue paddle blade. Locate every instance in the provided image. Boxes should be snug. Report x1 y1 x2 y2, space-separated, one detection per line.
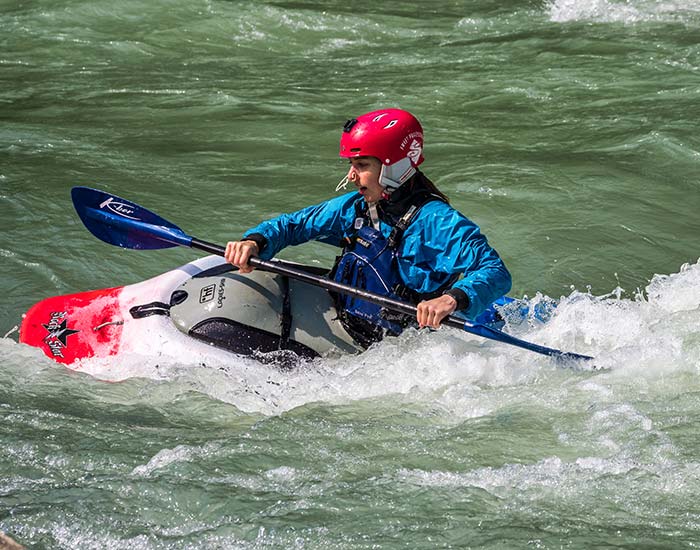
71 186 193 250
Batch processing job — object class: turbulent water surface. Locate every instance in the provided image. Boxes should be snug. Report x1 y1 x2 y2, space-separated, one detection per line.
1 0 700 548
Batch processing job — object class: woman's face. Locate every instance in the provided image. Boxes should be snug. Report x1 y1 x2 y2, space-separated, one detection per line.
347 156 384 203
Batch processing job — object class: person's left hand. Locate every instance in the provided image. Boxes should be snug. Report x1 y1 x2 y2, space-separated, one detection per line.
416 294 458 328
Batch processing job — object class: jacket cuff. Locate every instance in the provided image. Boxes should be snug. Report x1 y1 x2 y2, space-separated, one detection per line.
443 288 470 311
242 233 267 255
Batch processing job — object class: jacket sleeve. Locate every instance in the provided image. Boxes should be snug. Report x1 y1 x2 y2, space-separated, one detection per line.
399 202 512 318
242 192 359 260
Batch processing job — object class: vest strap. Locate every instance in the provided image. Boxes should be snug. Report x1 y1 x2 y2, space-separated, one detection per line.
278 275 292 349
387 204 419 249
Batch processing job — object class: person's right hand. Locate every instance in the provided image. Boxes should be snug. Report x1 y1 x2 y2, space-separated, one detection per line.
224 240 259 273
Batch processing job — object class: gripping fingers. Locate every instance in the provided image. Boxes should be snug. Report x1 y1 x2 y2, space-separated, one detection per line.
417 302 440 328
417 294 458 329
225 241 258 273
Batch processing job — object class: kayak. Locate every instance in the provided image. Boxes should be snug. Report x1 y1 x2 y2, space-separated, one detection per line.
17 186 592 369
19 255 365 367
19 253 525 369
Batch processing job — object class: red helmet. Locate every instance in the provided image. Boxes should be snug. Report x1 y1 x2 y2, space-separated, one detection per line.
340 108 424 166
339 108 424 190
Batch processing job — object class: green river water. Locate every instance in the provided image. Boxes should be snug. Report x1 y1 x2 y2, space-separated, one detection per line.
1 0 700 548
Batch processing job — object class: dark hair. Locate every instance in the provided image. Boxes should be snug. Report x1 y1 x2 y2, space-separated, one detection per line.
412 170 449 204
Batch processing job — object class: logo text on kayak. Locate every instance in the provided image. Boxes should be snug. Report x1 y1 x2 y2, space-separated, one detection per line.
42 311 80 358
217 279 226 308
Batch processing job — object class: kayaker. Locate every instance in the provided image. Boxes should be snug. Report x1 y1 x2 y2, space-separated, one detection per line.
225 108 511 346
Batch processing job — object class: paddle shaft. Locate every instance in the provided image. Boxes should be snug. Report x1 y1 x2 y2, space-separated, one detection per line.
71 187 593 362
191 238 423 319
191 238 589 361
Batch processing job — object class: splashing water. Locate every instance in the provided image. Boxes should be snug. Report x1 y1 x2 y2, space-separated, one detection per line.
5 260 697 417
547 0 700 23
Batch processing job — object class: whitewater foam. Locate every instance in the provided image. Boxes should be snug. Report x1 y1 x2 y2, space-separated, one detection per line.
4 260 699 418
547 0 700 24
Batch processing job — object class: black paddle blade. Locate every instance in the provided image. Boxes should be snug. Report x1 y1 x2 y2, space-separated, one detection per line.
71 186 192 250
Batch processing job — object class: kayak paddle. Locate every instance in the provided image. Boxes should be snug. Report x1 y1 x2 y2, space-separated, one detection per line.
71 186 593 363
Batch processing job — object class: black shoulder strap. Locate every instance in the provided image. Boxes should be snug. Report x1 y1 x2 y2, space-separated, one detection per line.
387 192 442 249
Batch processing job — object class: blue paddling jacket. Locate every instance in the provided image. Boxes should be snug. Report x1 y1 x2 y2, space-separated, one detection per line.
243 184 512 321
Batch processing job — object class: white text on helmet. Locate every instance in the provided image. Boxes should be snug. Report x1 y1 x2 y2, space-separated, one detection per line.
400 131 423 150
